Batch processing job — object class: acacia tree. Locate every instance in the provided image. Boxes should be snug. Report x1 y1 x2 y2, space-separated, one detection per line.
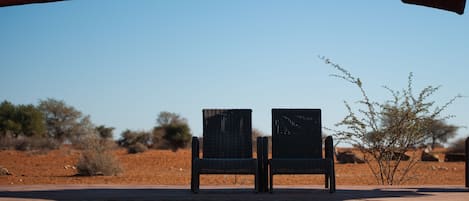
423 119 458 148
323 58 461 185
38 98 97 143
96 125 115 139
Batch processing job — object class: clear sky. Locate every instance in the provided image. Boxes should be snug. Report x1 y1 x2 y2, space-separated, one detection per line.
1 0 468 143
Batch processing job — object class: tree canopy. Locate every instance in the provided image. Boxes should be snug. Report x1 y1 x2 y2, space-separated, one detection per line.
0 100 45 138
38 98 97 143
154 111 192 151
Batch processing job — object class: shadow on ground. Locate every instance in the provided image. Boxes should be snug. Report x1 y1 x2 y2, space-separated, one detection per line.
0 187 467 201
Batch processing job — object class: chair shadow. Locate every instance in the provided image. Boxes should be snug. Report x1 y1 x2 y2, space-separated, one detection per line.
0 187 467 201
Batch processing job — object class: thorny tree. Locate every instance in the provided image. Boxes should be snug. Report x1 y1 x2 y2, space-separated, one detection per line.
322 58 461 185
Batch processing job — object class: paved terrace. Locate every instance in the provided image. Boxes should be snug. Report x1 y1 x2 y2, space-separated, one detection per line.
0 185 468 201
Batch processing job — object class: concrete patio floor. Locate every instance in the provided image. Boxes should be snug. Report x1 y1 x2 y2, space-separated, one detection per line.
0 185 468 201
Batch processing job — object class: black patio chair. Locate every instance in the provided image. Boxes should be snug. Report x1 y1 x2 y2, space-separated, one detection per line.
465 137 469 188
269 109 335 193
191 109 266 193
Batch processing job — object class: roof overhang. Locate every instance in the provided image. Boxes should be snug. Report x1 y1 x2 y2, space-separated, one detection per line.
402 0 466 15
0 0 65 7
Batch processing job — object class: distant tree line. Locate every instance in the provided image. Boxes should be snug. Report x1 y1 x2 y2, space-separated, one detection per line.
118 111 192 153
0 98 192 152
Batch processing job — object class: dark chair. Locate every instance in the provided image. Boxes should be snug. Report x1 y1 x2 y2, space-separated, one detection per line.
465 137 469 188
269 109 335 193
191 109 266 193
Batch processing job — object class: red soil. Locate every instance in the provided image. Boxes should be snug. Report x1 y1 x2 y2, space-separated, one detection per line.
0 147 465 186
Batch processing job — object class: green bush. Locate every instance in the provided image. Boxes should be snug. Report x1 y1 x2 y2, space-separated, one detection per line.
162 123 191 151
118 130 151 148
154 111 192 151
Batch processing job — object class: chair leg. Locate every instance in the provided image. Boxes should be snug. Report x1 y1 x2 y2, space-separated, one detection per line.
325 173 329 188
329 162 336 193
191 175 194 192
191 161 199 193
269 171 273 193
329 174 335 193
195 172 200 193
191 164 195 192
263 165 268 193
255 170 259 192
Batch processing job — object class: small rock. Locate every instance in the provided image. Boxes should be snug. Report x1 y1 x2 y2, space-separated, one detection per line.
0 166 12 176
179 168 183 172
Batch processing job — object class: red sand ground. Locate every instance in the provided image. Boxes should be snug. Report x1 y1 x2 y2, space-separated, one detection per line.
0 147 465 186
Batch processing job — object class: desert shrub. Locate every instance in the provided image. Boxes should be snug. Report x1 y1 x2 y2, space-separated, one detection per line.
14 136 60 151
71 134 118 151
323 58 460 185
127 142 148 154
0 132 16 150
118 130 151 148
14 137 32 151
76 138 122 176
447 137 468 153
1 134 59 151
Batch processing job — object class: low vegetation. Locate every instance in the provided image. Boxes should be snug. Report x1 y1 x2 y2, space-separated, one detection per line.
447 137 467 154
154 111 192 151
0 134 59 151
323 57 461 185
127 142 148 154
76 138 122 176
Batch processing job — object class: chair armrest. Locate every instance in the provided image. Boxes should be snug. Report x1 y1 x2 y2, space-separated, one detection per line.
192 136 200 160
325 136 334 160
256 137 263 159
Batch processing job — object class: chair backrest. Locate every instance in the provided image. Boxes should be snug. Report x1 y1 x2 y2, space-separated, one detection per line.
272 109 322 159
202 109 252 158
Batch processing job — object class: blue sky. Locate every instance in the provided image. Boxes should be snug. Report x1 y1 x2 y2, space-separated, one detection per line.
1 0 468 143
